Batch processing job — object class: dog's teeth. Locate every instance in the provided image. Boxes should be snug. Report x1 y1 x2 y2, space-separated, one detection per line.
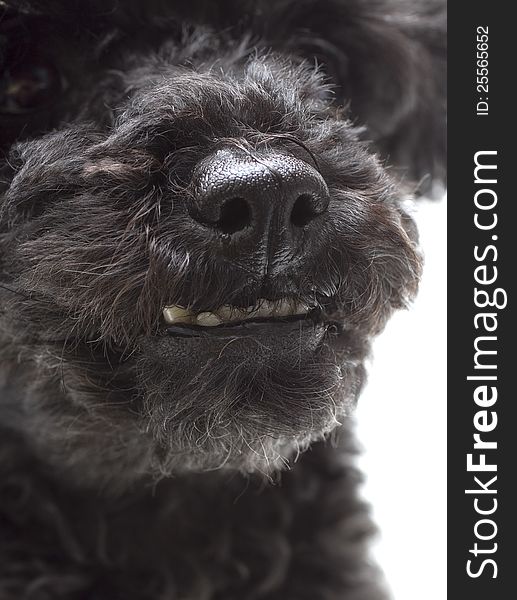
216 305 234 321
272 299 293 318
217 305 247 321
251 300 275 318
196 312 222 326
163 306 192 325
164 299 311 328
294 302 310 315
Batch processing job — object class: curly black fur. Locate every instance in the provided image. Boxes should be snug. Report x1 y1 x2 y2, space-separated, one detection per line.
0 1 446 598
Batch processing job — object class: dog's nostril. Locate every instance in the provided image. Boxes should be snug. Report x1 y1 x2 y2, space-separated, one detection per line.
216 197 251 234
290 193 321 228
191 149 330 257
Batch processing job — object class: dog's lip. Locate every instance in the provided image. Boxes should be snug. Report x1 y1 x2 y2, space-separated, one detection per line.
163 312 321 338
143 314 337 371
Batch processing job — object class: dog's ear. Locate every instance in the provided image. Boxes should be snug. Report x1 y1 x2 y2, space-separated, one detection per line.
282 0 446 192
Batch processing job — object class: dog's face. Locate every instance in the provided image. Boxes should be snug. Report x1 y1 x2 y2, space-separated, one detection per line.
0 3 422 484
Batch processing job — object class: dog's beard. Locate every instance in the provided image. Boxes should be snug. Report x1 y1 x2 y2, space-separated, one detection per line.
0 324 366 490
135 327 364 475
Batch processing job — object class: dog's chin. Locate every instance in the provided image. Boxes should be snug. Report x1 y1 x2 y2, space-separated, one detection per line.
128 317 361 478
146 426 325 477
3 303 367 489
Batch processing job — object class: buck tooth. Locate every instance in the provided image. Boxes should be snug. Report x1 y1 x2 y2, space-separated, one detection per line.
163 306 192 324
196 312 222 326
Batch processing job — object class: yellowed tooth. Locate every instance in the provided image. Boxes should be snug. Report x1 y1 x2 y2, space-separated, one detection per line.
221 305 253 322
252 299 275 318
215 305 236 322
196 312 222 326
294 302 310 315
272 299 294 318
163 306 192 325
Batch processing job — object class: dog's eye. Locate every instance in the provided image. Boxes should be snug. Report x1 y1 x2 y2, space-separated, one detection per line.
1 9 62 116
0 62 61 115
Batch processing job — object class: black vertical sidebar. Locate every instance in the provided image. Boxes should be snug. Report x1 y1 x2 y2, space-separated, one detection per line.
449 3 515 598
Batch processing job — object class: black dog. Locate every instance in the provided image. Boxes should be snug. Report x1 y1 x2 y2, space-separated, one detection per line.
0 1 446 598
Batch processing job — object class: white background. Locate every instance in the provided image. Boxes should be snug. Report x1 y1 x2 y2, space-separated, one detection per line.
356 198 446 600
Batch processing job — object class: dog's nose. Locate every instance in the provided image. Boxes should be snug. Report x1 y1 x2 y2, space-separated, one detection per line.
190 149 329 266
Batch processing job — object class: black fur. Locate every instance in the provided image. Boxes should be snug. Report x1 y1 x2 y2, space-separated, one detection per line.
0 1 446 598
